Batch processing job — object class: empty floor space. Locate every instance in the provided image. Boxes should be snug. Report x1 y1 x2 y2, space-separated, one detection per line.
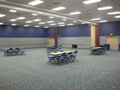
0 48 120 90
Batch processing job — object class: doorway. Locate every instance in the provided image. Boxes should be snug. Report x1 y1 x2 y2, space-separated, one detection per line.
106 36 119 50
49 38 55 46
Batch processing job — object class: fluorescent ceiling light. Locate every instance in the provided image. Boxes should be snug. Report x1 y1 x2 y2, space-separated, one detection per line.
50 23 56 26
58 22 65 24
82 22 86 24
67 24 74 26
9 9 17 12
9 19 17 21
34 26 40 28
44 26 49 28
33 19 41 22
47 21 54 23
0 22 4 25
52 7 66 11
85 21 91 24
115 15 120 18
0 14 6 17
25 21 33 23
83 0 101 4
97 6 113 10
69 12 81 15
24 25 29 27
62 19 67 21
49 16 54 19
32 13 38 16
39 22 46 24
91 18 101 20
73 21 77 23
92 23 97 25
17 17 26 20
59 25 65 27
28 0 44 6
11 24 16 26
108 11 120 15
99 20 108 22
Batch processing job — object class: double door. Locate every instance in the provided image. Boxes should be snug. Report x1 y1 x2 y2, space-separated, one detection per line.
106 36 119 50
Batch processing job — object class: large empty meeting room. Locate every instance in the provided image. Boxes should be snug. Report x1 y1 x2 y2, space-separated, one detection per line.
0 0 120 90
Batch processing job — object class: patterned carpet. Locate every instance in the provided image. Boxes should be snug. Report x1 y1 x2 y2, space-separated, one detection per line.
0 48 120 90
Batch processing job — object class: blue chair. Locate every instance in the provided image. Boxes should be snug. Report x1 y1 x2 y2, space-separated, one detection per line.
60 49 63 52
70 51 78 61
3 47 8 55
14 47 20 55
19 48 25 55
64 52 72 63
53 50 57 53
47 51 55 63
56 53 66 64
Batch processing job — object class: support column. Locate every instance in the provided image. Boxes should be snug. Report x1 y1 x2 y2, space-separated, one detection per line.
54 27 58 47
95 25 100 47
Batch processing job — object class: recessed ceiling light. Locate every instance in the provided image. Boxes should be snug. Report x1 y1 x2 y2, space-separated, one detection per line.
9 19 17 22
39 22 46 24
34 26 40 28
28 0 44 6
25 21 33 23
67 24 74 26
32 13 38 16
52 6 66 11
47 21 54 23
17 17 26 20
69 12 81 15
0 14 6 17
9 9 17 12
11 24 16 26
108 11 120 15
91 18 101 21
49 16 54 19
24 25 29 27
33 19 41 22
115 15 120 18
59 25 65 27
73 21 77 23
97 6 113 10
0 22 4 25
99 20 108 23
44 26 49 28
83 0 101 4
62 19 67 21
50 23 56 26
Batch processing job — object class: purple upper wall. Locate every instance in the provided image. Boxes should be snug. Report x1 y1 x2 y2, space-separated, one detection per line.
99 21 120 36
58 24 90 37
0 25 47 37
45 28 55 37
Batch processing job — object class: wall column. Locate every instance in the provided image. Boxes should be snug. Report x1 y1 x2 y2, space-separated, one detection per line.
54 27 58 47
91 25 96 46
95 25 100 47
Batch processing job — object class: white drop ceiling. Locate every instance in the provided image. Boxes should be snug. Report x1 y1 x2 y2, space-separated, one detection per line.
0 0 120 28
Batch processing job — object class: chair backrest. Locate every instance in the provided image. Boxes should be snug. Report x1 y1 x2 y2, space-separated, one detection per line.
47 51 51 54
9 47 13 50
74 51 78 55
54 50 57 53
60 50 64 52
61 53 66 56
